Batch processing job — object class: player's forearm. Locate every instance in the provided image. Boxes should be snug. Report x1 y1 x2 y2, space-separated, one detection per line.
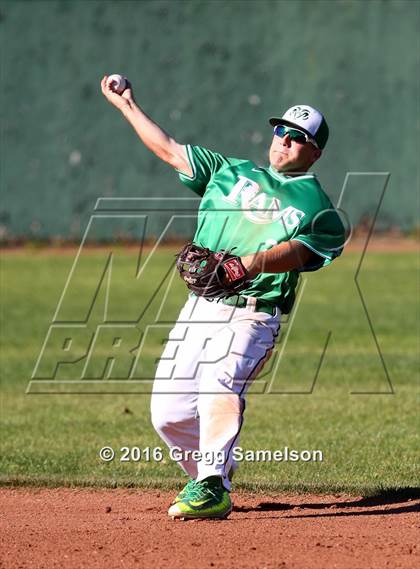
120 100 178 164
242 241 314 278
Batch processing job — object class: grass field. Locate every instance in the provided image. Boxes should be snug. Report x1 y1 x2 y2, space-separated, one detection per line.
1 247 419 494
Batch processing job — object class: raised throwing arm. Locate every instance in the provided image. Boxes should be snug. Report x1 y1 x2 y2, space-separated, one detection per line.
100 76 192 176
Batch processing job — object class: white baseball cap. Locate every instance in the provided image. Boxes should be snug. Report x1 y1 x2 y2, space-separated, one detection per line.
269 105 329 149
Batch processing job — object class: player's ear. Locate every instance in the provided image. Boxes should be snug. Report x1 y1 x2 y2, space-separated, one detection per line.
313 148 322 161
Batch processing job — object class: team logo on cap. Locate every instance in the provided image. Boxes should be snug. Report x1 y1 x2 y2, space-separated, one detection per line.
290 106 310 120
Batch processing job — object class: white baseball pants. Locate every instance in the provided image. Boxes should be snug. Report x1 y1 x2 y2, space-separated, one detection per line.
150 295 280 490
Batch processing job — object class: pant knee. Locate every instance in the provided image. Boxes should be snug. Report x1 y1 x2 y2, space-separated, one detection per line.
150 397 170 435
150 394 196 436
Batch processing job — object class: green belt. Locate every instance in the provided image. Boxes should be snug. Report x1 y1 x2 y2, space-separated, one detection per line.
220 294 277 316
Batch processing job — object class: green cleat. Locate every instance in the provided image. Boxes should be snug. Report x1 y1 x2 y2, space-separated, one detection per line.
171 467 235 505
171 478 197 505
168 476 232 520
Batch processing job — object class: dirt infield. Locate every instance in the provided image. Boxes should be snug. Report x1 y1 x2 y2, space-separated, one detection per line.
1 489 419 569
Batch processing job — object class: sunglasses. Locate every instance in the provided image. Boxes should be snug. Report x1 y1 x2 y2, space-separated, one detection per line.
274 125 318 148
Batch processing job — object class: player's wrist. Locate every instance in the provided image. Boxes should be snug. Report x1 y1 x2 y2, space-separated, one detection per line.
119 98 137 113
241 254 261 278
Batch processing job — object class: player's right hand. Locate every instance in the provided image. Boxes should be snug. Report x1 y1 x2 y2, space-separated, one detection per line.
100 75 133 110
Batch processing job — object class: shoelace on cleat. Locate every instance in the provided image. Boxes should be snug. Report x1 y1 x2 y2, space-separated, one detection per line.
184 480 217 501
178 479 197 497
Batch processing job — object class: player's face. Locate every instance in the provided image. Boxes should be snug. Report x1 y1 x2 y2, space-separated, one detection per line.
269 129 321 173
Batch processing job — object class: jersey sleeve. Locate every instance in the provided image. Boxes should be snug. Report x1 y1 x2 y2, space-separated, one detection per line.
177 145 233 196
292 208 346 272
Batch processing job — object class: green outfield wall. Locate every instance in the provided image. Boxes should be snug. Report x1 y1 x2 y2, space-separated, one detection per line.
1 0 419 240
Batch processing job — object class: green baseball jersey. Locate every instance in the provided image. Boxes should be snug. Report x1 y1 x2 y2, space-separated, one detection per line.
178 145 345 313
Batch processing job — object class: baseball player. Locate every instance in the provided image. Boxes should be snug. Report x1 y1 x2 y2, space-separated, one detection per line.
101 76 345 520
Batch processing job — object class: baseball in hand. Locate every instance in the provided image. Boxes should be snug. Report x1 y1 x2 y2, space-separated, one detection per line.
107 74 127 95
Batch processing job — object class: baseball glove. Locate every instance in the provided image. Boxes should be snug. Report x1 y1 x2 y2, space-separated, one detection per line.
175 242 250 299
